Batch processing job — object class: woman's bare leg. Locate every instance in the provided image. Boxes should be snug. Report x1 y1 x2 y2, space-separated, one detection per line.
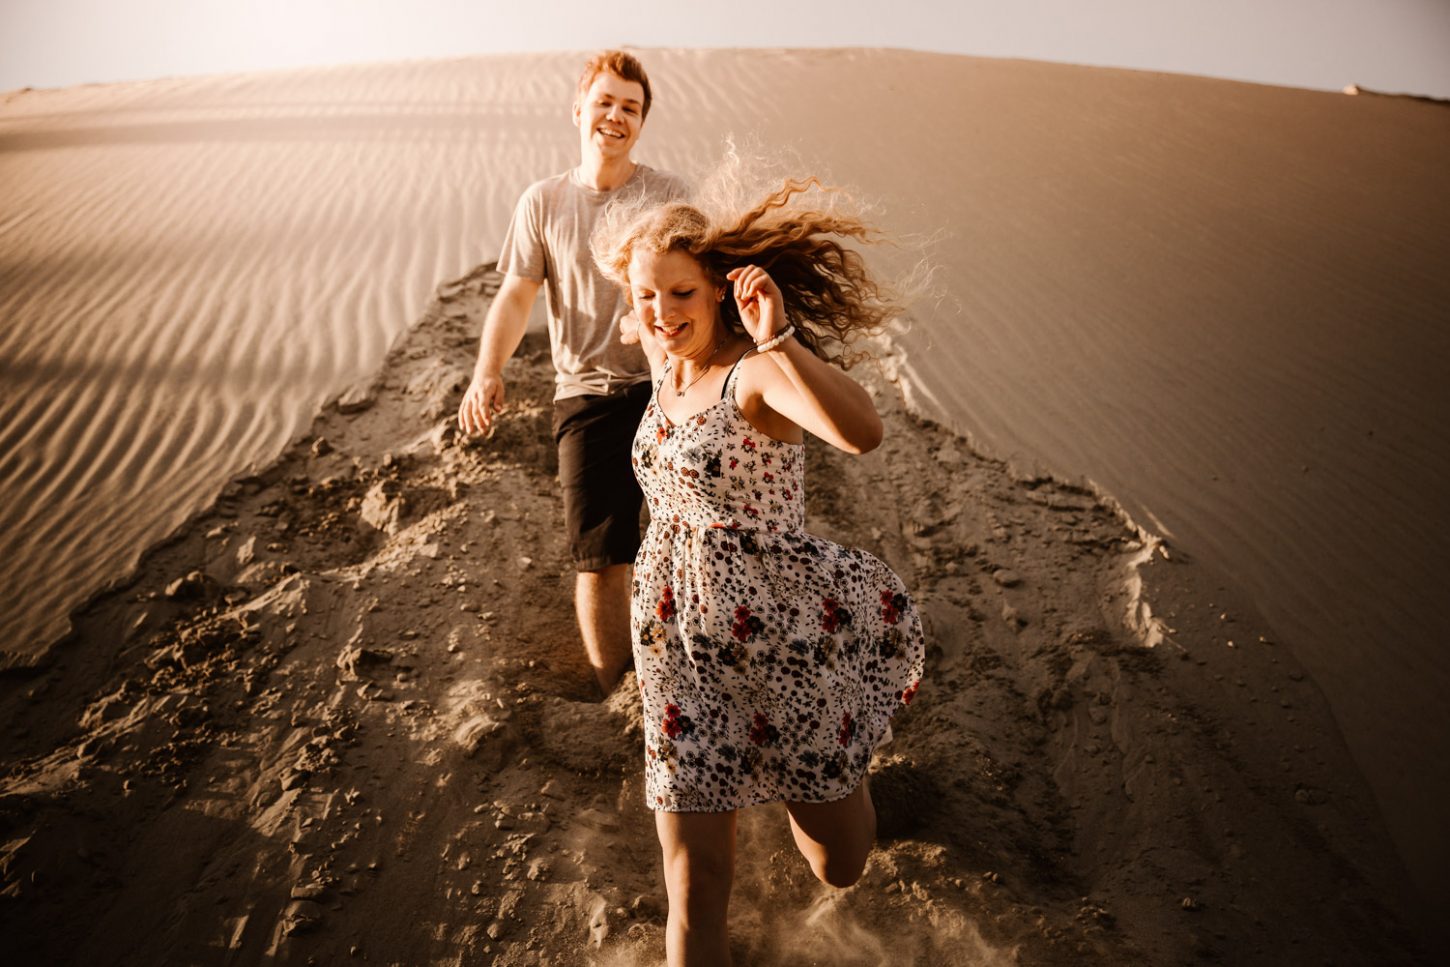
784 780 876 888
655 809 737 966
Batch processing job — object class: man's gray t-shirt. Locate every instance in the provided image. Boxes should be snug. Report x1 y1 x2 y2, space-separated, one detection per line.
497 164 687 401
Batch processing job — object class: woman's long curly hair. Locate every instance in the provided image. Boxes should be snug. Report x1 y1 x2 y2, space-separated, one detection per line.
594 171 906 368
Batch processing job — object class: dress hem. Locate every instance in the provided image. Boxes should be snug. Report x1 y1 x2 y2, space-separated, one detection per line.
644 708 902 814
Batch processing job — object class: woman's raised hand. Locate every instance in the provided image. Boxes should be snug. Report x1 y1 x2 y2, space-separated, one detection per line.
727 265 786 346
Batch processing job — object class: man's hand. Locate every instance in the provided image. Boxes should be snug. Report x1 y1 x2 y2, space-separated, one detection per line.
618 310 641 346
621 305 666 377
458 274 540 436
458 372 506 435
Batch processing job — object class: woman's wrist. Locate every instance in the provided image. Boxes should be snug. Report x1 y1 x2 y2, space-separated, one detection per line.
755 324 796 353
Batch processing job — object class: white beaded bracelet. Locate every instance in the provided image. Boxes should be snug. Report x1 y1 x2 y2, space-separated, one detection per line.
755 324 796 353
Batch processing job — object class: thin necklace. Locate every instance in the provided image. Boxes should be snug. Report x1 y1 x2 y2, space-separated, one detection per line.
671 342 722 399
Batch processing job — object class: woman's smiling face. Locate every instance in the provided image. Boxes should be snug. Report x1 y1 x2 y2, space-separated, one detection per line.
628 248 723 357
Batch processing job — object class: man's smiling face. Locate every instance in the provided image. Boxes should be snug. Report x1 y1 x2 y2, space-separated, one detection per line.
573 70 645 162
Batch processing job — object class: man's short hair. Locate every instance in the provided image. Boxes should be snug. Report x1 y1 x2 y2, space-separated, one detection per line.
577 50 654 120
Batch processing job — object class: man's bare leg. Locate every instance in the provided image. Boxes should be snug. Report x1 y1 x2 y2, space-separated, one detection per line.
576 564 633 697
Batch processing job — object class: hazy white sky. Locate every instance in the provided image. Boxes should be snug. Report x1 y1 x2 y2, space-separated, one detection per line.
3 0 1449 96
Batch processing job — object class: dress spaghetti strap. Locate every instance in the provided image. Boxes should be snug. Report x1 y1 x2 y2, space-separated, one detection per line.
720 348 754 400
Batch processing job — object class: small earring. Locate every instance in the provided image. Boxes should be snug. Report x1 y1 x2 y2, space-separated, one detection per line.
716 290 724 302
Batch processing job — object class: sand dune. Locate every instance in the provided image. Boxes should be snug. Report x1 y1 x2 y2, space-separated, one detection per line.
0 268 1425 964
843 56 1450 906
1 48 1446 955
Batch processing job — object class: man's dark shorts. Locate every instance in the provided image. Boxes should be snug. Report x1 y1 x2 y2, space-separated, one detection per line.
551 381 652 572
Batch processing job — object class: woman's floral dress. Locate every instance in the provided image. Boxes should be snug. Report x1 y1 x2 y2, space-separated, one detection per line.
630 356 925 812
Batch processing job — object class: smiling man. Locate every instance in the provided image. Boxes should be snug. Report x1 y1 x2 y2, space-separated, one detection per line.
458 50 686 698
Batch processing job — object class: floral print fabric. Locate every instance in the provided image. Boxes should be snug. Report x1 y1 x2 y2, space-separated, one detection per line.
630 358 925 812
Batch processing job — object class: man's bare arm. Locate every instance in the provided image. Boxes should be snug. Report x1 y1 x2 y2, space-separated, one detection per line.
458 274 543 435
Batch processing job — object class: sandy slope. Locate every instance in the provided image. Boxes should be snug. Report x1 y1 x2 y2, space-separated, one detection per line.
0 269 1426 964
0 55 564 662
1 47 1446 949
